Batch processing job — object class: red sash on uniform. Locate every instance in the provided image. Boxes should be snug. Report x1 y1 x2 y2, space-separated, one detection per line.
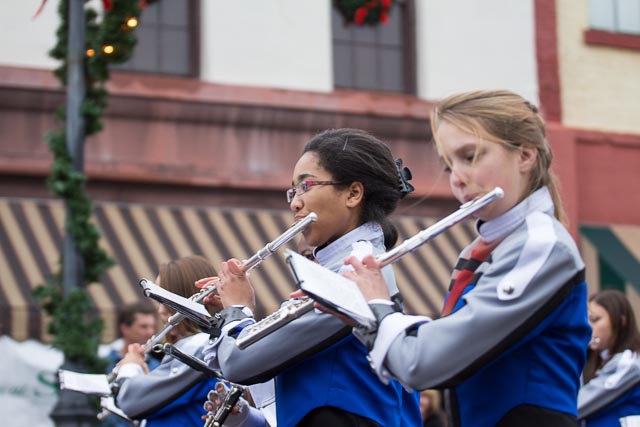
441 239 499 317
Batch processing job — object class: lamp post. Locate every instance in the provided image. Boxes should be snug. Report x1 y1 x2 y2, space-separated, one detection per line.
50 1 95 426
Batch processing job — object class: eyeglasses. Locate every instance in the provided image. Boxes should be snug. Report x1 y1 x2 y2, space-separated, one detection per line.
286 180 343 203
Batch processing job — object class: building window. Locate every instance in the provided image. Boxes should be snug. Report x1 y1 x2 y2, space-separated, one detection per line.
589 0 640 34
332 1 415 94
114 0 198 76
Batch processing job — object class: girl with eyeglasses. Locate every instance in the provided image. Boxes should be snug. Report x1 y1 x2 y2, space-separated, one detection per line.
201 128 421 427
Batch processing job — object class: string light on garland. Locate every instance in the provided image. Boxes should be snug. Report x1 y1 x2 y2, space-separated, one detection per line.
102 45 114 54
126 17 139 28
334 0 394 25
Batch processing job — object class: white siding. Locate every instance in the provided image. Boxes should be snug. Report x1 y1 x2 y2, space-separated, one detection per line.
415 0 539 104
559 0 640 133
0 0 60 69
1 0 541 102
200 0 334 92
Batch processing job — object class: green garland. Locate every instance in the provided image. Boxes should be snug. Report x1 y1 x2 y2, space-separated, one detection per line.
35 0 142 372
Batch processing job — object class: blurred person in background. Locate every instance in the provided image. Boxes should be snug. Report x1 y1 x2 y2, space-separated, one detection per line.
578 289 640 426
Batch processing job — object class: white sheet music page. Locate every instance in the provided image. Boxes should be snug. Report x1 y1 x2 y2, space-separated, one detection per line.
100 396 133 421
58 370 111 396
285 249 375 328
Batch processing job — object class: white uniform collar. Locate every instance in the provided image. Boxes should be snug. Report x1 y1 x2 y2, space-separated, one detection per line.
315 222 382 266
477 186 554 242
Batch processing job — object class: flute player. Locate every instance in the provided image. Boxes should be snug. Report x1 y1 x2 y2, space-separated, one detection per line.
198 128 422 427
329 90 591 427
113 255 266 427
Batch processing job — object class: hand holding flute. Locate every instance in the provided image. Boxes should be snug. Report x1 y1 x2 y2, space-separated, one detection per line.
195 259 256 310
190 211 318 310
116 343 150 374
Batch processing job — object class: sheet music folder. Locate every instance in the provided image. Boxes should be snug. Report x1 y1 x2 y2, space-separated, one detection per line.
284 249 376 329
139 279 213 329
58 369 112 396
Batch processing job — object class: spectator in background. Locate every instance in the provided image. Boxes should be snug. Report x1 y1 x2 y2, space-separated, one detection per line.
98 302 160 427
578 289 640 426
99 302 160 374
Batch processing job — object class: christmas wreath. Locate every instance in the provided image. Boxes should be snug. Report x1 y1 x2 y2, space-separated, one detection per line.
334 0 394 25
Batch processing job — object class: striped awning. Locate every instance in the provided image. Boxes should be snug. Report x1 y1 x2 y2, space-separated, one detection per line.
580 225 640 294
0 197 476 342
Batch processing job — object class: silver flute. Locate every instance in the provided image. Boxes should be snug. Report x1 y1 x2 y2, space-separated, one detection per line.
236 187 504 349
141 211 318 352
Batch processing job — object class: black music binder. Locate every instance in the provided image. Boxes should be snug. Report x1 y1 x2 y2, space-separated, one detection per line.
139 279 213 329
285 249 376 329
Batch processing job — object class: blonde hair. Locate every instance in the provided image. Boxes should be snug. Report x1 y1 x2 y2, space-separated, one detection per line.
158 255 217 344
430 89 566 223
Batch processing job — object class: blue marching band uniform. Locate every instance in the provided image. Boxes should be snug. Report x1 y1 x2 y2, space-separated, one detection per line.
578 349 640 426
207 222 422 427
108 187 640 426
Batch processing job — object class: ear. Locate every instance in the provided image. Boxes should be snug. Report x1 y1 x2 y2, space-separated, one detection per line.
119 323 128 335
345 181 364 208
519 145 538 174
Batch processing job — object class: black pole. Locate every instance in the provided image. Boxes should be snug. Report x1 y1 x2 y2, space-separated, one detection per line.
62 0 86 295
51 1 95 426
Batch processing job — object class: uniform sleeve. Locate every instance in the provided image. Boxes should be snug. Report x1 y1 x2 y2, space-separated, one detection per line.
211 239 398 385
115 337 210 419
215 307 351 384
578 351 640 420
370 216 585 390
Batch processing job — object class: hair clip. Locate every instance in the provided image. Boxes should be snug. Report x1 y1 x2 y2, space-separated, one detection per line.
395 158 414 198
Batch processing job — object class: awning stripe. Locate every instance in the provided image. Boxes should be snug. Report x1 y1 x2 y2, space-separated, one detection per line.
0 217 22 339
393 219 441 315
158 207 192 258
252 211 302 289
1 196 477 342
0 202 39 340
172 208 205 256
94 207 133 306
393 216 474 317
22 201 58 275
150 207 180 260
114 205 156 276
132 205 172 267
612 225 640 262
12 203 48 283
12 202 49 339
581 225 640 291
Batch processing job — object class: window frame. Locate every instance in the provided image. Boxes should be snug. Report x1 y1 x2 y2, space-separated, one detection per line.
332 0 416 95
113 0 200 77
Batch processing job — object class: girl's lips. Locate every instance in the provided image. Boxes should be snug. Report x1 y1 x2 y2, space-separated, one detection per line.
463 194 478 203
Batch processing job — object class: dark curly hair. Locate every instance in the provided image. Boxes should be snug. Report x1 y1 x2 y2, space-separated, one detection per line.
303 128 410 249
